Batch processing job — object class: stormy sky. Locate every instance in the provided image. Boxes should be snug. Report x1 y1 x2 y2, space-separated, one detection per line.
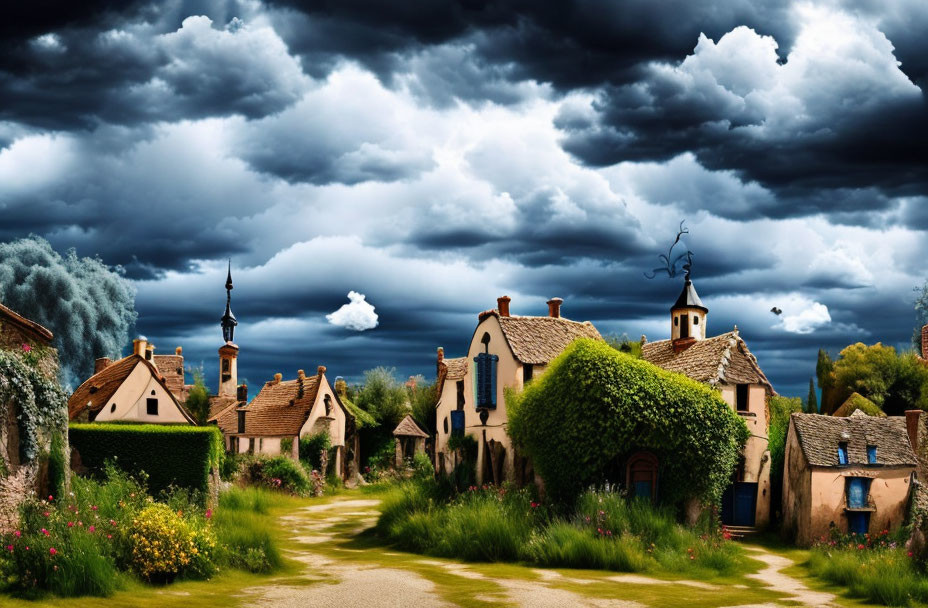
2 0 927 397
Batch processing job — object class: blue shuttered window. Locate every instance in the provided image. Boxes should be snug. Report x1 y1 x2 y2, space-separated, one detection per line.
450 410 465 437
473 353 499 409
838 442 848 465
867 445 877 464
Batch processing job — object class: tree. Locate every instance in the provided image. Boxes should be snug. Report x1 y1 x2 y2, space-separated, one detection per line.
355 367 408 428
767 395 802 524
829 342 928 416
604 333 642 358
913 280 928 352
806 378 818 413
0 236 136 387
815 349 837 414
184 366 211 425
407 375 438 434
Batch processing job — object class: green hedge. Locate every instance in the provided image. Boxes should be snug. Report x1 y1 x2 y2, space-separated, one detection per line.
508 339 749 507
69 423 223 496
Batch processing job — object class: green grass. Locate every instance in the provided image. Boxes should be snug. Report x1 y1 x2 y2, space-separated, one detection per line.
376 479 749 579
213 488 285 572
806 547 928 606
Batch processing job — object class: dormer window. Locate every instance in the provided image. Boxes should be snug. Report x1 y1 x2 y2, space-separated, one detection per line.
867 445 877 464
838 442 849 465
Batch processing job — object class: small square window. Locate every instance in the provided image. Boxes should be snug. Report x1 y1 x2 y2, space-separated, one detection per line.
146 398 158 416
736 384 749 411
867 445 877 464
838 442 849 465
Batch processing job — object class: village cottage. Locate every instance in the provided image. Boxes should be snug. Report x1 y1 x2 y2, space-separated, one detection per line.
641 275 774 530
434 296 602 484
211 366 353 476
782 411 917 546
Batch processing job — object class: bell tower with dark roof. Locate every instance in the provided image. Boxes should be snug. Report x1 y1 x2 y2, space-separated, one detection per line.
218 261 239 397
670 265 708 351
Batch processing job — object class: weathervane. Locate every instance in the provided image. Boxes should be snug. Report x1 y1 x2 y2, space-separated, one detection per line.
645 220 695 280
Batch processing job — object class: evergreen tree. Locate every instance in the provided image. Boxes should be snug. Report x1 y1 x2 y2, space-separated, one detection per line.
806 377 818 413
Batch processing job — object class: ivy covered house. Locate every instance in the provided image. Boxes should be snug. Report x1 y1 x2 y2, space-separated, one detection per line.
433 295 603 484
641 273 775 531
0 301 68 522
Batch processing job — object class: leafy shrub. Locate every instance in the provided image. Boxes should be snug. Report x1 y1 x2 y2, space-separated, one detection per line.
299 431 331 472
69 424 223 498
807 546 928 606
129 504 214 582
219 451 242 482
47 430 68 500
508 338 749 506
245 455 310 495
412 452 434 482
0 348 68 463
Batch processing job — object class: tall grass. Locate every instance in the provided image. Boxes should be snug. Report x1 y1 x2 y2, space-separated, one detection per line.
807 548 928 606
213 487 283 573
376 479 745 577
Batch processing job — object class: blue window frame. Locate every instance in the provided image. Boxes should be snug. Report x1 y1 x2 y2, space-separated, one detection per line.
838 442 848 465
473 352 499 409
867 445 877 464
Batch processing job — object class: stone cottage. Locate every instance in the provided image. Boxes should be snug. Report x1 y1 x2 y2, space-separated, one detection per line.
433 295 602 484
641 274 775 530
211 366 354 478
393 414 428 467
782 411 917 546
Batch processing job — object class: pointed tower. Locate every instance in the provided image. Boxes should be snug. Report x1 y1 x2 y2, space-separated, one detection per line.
218 261 239 397
670 265 708 352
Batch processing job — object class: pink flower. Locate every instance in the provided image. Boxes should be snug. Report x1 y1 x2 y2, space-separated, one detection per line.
13 531 20 538
43 511 49 518
91 505 98 511
106 534 112 539
5 545 12 552
77 521 83 527
47 495 53 502
205 509 212 519
67 522 73 528
690 555 695 560
530 502 539 508
49 547 57 556
857 544 865 550
110 519 116 526
88 526 95 533
41 529 49 536
909 551 915 557
22 344 31 352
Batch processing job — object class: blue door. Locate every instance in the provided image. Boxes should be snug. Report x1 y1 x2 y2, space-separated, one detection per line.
634 481 652 500
848 512 870 535
734 483 757 526
722 482 757 526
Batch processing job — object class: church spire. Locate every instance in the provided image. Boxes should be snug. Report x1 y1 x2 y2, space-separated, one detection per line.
221 260 237 343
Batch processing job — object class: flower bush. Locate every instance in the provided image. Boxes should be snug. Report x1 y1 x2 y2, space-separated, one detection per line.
129 504 215 583
244 455 311 495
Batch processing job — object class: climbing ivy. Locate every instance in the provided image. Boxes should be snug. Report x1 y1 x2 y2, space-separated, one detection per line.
0 349 68 463
508 339 749 507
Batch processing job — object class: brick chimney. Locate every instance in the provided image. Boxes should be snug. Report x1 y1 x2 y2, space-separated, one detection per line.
437 347 444 376
132 337 147 357
297 369 305 380
497 296 511 317
922 324 928 359
273 372 282 385
547 297 563 318
145 343 154 361
236 383 248 402
175 346 183 356
94 357 112 374
906 410 922 454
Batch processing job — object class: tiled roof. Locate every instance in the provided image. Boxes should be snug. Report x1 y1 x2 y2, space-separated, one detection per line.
834 392 885 418
443 357 467 380
152 355 185 398
67 354 193 423
640 331 775 393
492 313 603 364
68 355 141 419
0 301 53 343
208 395 240 420
791 412 916 467
393 414 428 438
223 375 322 437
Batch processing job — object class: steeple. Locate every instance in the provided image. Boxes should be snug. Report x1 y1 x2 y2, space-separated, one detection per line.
670 263 708 350
221 260 237 344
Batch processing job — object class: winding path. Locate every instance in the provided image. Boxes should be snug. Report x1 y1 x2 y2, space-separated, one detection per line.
235 493 840 608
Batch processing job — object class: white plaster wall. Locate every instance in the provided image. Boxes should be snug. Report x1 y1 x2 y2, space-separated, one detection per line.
298 374 346 447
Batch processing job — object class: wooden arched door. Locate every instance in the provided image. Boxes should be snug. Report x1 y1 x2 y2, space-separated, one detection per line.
626 451 659 502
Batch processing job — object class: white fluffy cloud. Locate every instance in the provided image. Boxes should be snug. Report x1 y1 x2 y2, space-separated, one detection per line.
779 300 832 334
326 291 379 331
